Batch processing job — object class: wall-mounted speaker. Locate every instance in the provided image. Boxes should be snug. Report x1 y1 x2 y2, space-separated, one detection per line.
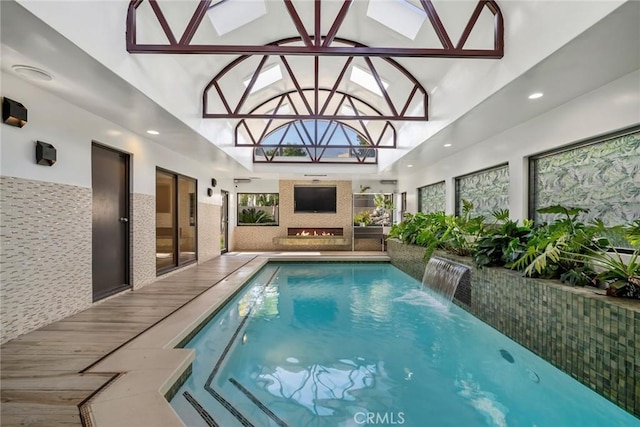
35 141 56 166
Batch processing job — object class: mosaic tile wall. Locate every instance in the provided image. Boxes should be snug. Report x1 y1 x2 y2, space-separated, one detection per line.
387 239 640 417
0 177 93 343
198 203 220 263
131 193 156 290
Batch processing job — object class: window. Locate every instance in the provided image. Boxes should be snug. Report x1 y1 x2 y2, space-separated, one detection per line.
529 127 639 248
455 165 508 218
156 168 197 274
237 193 279 225
418 181 445 214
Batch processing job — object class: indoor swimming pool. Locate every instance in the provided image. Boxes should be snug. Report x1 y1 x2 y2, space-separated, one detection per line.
170 263 638 426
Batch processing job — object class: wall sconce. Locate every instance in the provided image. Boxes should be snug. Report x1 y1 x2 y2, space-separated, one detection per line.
207 188 213 197
2 97 27 128
36 141 56 166
211 178 217 187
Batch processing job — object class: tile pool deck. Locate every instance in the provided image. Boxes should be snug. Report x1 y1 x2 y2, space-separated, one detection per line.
0 252 388 427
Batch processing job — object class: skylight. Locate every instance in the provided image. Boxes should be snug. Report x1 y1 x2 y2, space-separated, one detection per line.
341 106 369 125
207 0 267 36
263 104 291 123
366 0 427 40
350 66 389 97
243 65 283 94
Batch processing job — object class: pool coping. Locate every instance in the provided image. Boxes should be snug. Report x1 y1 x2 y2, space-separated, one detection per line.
83 254 390 427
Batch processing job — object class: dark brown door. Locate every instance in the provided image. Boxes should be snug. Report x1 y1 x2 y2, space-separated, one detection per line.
92 143 130 301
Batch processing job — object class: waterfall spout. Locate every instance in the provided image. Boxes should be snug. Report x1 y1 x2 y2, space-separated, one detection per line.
422 257 471 303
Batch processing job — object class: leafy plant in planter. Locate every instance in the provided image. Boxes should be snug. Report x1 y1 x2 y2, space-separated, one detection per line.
238 207 275 224
563 221 640 298
353 210 372 226
510 205 605 286
387 200 485 261
473 209 533 268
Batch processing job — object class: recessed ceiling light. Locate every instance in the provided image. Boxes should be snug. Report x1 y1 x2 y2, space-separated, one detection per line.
146 130 160 135
444 143 452 147
528 92 544 99
407 164 413 168
12 65 53 82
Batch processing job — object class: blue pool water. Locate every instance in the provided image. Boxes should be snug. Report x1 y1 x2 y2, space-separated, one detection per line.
170 263 638 427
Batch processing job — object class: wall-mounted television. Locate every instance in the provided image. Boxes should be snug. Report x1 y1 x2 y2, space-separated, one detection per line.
294 186 337 213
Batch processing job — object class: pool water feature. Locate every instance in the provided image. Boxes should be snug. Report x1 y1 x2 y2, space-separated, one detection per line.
170 263 638 427
422 256 470 301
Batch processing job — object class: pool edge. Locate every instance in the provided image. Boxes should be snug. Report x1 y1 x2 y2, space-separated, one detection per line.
82 255 390 427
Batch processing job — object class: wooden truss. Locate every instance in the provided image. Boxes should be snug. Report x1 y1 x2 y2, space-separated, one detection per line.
126 0 504 58
126 0 504 163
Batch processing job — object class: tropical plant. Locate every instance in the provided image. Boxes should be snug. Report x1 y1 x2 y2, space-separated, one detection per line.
374 193 394 210
473 209 533 268
238 207 275 224
511 206 608 286
353 210 371 226
387 200 485 261
559 221 639 297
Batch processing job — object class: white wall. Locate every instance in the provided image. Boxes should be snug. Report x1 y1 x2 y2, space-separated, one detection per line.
399 70 640 220
1 72 230 204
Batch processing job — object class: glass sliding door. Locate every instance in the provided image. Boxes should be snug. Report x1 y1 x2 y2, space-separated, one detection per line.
156 170 177 271
156 168 197 274
178 176 197 264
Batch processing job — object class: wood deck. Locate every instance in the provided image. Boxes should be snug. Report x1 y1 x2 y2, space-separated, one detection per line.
0 254 256 427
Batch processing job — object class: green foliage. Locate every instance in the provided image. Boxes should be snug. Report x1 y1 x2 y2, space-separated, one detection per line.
510 206 602 285
238 207 275 224
265 143 307 157
389 202 638 298
373 194 394 210
625 219 640 247
473 210 532 269
386 200 485 261
353 210 371 226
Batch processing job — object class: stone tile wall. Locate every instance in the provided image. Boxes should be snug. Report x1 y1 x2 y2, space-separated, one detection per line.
387 239 640 417
197 203 220 263
234 180 353 251
0 177 92 343
131 193 156 290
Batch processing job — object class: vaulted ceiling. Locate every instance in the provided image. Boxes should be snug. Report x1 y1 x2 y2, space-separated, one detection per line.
2 0 639 180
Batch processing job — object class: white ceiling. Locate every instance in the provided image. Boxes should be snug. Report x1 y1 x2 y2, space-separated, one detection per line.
2 0 639 181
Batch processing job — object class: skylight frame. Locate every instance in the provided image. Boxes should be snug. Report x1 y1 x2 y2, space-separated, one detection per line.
207 0 267 37
350 65 389 97
366 0 428 40
243 64 283 94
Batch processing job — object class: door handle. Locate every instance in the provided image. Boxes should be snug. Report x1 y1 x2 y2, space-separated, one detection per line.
119 217 129 222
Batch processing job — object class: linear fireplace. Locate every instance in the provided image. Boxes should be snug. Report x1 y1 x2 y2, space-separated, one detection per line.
273 227 348 246
287 227 343 237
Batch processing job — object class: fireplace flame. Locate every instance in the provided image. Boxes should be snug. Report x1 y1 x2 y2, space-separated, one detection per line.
295 230 335 236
